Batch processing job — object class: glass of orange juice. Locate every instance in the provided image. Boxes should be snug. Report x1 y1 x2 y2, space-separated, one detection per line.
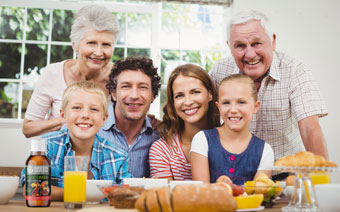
64 156 88 209
310 172 330 185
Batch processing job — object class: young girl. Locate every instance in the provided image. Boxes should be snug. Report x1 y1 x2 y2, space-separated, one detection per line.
149 64 220 181
191 74 274 185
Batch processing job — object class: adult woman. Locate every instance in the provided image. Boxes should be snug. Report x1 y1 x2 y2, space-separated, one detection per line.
149 64 220 181
22 5 119 138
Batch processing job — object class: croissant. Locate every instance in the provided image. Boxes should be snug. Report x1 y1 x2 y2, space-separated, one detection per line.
274 151 337 167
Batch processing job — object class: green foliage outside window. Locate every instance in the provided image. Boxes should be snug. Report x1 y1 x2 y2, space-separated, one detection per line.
0 3 225 119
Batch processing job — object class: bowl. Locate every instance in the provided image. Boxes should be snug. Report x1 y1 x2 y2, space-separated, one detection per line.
243 181 283 208
0 176 19 204
315 184 340 212
283 185 294 199
123 178 168 189
86 180 113 203
169 180 203 190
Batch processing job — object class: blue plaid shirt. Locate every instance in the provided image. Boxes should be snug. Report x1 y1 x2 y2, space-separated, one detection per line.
98 102 160 178
21 128 131 187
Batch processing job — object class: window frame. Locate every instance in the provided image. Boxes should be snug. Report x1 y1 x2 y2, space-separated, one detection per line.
0 0 229 125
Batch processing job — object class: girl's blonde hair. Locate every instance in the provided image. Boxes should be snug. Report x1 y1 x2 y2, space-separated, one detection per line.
62 81 108 115
218 74 258 101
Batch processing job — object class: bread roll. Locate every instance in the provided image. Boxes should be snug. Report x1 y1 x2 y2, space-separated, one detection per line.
134 190 147 212
274 151 338 167
172 184 237 212
146 189 161 212
156 186 172 212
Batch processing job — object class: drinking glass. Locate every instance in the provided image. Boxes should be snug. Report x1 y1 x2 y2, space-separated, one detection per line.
64 156 88 209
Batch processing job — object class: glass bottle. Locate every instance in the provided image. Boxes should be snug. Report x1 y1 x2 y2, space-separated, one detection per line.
25 138 51 207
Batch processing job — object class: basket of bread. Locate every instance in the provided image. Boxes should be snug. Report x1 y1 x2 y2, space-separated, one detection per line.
274 151 338 169
135 183 238 212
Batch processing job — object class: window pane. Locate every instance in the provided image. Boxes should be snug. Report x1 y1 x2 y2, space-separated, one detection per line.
202 13 225 49
161 12 180 49
113 12 126 45
180 12 203 49
205 50 222 72
23 44 47 79
52 9 74 42
0 82 19 118
159 86 166 120
127 48 150 57
21 82 35 119
182 50 202 66
126 13 151 46
26 8 50 41
0 7 25 40
113 47 124 62
50 45 73 64
161 49 180 84
0 43 21 79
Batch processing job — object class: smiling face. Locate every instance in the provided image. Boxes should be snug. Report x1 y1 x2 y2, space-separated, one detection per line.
229 20 276 81
61 90 107 143
172 74 212 128
216 79 260 132
73 28 114 71
112 70 153 122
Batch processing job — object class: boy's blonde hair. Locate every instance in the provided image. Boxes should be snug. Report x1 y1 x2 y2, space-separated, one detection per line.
218 74 258 101
62 81 108 115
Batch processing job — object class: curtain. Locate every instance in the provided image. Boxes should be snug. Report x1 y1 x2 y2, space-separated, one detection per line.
137 0 233 6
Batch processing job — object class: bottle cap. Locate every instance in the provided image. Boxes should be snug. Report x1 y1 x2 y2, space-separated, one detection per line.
31 139 46 152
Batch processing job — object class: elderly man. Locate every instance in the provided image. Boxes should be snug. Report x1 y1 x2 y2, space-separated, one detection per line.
209 10 328 166
98 56 161 178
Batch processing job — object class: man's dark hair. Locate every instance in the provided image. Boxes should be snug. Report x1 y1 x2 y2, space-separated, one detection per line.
106 56 161 101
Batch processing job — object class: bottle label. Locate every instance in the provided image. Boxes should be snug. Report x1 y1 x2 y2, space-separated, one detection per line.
25 165 51 201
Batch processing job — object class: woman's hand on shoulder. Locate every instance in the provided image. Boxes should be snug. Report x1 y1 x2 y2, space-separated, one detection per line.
148 114 161 130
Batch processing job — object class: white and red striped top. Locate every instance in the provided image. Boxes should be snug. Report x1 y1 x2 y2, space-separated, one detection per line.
149 133 192 180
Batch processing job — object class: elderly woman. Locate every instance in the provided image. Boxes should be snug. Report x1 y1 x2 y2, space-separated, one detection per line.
22 5 119 138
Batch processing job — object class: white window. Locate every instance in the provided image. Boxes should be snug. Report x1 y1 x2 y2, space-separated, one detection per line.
0 0 230 122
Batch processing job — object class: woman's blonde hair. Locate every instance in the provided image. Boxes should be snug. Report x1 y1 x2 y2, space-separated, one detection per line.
158 64 220 145
62 81 108 115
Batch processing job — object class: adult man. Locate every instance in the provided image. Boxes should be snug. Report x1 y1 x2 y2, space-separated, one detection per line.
210 10 328 162
98 56 161 178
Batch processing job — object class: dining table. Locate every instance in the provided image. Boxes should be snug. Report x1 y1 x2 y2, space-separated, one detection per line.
0 199 288 212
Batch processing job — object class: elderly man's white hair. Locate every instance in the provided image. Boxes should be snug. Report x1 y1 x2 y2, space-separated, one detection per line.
226 10 274 43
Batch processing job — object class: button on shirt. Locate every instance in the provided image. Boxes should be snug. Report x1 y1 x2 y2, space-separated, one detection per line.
209 51 327 160
20 128 131 187
97 102 160 178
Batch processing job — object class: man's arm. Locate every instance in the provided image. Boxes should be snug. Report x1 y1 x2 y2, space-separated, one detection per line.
298 115 329 159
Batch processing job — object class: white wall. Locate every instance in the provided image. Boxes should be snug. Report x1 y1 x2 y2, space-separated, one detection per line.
1 0 340 180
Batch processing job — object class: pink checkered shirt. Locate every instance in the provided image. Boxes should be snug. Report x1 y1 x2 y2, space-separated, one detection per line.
209 51 327 160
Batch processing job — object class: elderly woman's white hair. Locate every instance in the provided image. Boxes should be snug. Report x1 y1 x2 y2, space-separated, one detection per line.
70 5 120 48
226 10 274 43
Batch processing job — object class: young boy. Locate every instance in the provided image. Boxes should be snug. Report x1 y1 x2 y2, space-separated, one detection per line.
21 81 131 201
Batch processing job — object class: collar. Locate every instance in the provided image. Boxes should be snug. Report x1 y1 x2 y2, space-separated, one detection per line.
60 128 73 151
266 51 280 81
102 101 153 134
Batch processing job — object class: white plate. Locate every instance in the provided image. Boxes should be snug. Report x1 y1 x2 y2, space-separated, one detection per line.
236 205 265 212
